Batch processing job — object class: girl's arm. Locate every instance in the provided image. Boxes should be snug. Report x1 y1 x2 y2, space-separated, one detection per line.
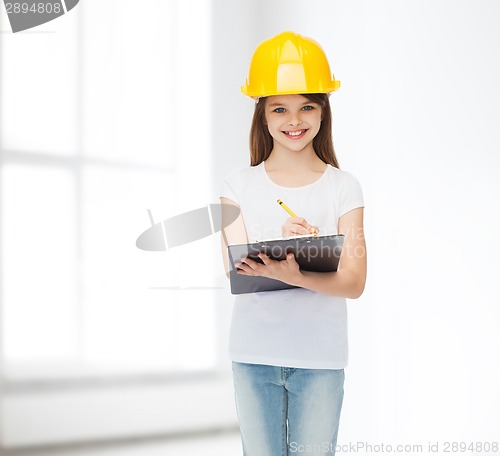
293 207 367 299
220 197 249 279
237 207 366 298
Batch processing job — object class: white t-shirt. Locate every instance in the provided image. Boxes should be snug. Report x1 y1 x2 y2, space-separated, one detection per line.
220 160 364 369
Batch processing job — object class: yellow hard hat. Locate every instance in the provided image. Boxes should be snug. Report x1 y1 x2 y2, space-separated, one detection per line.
241 31 340 98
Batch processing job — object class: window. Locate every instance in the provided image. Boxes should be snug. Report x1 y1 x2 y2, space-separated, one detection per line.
0 0 217 380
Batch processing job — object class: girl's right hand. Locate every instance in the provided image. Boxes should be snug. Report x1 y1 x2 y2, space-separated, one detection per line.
281 217 319 238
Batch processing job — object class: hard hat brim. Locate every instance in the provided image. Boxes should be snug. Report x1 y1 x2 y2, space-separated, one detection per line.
241 80 341 98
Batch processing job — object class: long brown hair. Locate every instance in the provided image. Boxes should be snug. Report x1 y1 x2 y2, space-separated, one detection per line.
249 93 340 168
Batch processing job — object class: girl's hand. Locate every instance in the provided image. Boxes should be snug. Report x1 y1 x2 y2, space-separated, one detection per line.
235 252 302 286
281 217 319 238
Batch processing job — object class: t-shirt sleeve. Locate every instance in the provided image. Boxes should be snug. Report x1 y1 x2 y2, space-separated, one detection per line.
219 171 240 205
339 172 364 217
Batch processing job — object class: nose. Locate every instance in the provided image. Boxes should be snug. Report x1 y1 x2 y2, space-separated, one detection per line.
287 112 302 127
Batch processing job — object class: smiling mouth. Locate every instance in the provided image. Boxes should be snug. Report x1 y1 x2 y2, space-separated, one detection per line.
282 129 308 139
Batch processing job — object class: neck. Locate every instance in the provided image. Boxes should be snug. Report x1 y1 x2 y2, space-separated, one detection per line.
265 144 324 172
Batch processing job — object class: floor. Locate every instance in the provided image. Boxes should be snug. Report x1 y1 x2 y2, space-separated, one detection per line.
3 430 243 456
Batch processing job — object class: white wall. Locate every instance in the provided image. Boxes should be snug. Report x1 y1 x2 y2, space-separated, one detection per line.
210 0 259 179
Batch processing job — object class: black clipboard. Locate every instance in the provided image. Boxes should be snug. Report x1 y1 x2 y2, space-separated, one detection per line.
228 234 344 295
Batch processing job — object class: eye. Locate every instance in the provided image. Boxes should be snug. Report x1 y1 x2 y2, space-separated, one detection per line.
302 105 314 111
273 107 286 113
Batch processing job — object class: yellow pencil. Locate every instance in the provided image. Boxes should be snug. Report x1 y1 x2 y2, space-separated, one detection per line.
277 199 318 236
277 199 297 217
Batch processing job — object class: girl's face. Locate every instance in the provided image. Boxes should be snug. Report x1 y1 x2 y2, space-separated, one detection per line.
264 94 322 154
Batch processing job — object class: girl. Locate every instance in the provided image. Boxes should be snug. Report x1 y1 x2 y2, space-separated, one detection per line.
220 31 366 456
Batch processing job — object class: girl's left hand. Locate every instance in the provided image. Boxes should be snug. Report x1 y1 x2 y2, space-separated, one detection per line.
235 252 302 286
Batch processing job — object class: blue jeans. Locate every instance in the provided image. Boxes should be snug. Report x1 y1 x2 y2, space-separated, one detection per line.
232 362 344 456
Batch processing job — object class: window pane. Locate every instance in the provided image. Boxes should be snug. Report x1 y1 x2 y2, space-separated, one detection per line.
0 0 215 378
1 164 78 361
0 11 78 154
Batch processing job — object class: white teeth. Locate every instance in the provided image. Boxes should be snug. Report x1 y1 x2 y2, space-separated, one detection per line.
285 130 305 136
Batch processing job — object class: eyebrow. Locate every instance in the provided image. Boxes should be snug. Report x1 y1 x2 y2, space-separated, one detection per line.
267 101 318 108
